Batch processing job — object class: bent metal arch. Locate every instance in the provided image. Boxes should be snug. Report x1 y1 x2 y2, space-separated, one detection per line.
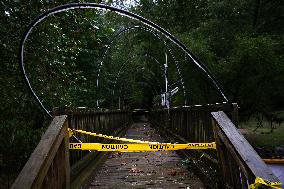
96 25 186 107
19 3 230 118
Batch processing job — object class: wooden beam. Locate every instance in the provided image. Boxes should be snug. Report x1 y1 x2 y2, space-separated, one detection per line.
11 115 69 189
211 111 279 182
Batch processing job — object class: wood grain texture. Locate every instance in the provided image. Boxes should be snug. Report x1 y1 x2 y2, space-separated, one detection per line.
87 122 204 189
11 115 69 189
150 104 231 186
212 111 279 183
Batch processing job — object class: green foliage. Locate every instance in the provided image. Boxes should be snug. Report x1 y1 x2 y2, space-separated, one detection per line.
0 0 283 186
219 34 284 112
134 0 283 110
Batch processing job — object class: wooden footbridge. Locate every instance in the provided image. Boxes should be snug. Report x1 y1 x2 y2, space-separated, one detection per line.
12 3 282 188
11 103 281 188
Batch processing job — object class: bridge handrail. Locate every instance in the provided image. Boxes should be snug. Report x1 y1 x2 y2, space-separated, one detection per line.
11 115 70 189
212 111 279 188
150 103 236 187
12 108 131 188
53 107 129 115
52 107 131 187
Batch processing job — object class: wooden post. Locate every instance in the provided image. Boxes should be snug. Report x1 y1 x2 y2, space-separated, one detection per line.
64 120 70 189
231 103 239 127
12 116 70 189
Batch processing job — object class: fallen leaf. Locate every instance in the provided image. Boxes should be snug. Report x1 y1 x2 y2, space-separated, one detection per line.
129 167 144 173
168 169 177 176
110 152 122 158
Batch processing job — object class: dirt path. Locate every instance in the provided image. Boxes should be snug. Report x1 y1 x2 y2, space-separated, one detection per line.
87 122 204 189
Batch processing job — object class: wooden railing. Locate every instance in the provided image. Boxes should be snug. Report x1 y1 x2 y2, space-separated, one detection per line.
53 108 130 167
150 103 279 188
150 103 237 187
151 103 238 141
53 107 130 187
12 108 131 189
212 111 279 188
11 115 70 189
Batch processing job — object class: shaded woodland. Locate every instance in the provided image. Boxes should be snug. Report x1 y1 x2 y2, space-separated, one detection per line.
0 0 283 186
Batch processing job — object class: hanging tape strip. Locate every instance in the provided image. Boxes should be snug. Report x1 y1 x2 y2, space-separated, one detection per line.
68 128 160 144
68 128 216 151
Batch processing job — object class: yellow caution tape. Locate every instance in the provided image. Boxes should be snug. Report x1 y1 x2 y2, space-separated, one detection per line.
69 142 216 152
69 128 159 144
249 177 282 189
68 128 216 152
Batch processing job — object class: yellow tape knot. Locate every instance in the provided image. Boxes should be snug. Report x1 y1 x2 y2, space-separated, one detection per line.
68 128 73 138
249 177 282 189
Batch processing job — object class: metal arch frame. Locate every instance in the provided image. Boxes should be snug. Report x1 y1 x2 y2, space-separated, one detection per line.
98 53 174 109
110 54 188 109
96 25 187 107
19 3 230 118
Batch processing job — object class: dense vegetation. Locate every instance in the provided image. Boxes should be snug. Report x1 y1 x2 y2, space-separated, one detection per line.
0 0 283 186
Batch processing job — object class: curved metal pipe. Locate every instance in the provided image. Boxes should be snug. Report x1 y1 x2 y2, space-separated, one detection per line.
98 52 186 108
111 54 190 109
96 25 187 106
97 53 164 109
19 3 230 117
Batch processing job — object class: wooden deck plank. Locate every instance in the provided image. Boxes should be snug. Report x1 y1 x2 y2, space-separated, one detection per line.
85 122 204 188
